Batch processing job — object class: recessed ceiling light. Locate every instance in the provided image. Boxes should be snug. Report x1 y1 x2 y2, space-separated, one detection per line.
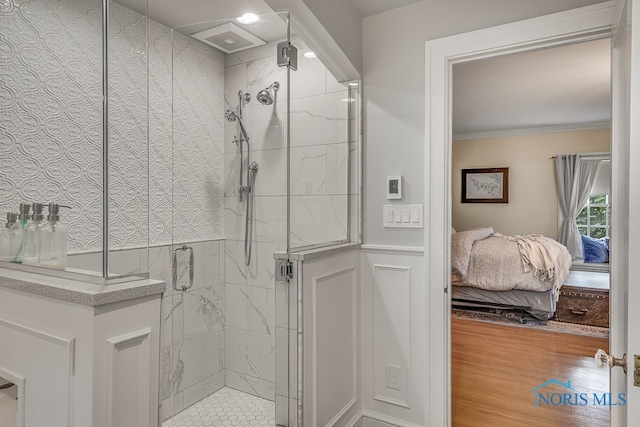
224 39 236 45
237 13 260 24
304 51 317 59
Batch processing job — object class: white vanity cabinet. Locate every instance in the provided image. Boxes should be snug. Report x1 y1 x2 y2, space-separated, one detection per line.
0 268 165 427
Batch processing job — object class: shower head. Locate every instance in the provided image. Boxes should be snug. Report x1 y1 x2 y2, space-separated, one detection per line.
257 81 280 105
225 110 238 122
256 90 272 105
239 90 251 107
226 109 250 142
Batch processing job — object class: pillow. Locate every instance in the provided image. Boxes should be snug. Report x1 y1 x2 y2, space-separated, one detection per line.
580 234 609 263
451 226 495 278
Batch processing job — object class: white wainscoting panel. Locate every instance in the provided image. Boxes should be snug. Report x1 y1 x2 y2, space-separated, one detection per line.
361 247 426 426
0 316 75 427
303 248 361 427
314 267 357 426
372 265 411 409
106 328 152 427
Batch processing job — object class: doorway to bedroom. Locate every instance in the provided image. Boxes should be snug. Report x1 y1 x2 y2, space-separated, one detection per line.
449 37 612 426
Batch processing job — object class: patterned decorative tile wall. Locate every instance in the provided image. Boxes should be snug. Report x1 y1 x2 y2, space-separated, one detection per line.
162 27 225 244
0 0 104 252
0 0 225 252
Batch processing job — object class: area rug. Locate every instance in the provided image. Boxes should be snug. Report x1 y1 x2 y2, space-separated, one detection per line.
452 307 609 339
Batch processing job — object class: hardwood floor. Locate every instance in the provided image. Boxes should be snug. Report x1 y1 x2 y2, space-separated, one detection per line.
452 317 610 427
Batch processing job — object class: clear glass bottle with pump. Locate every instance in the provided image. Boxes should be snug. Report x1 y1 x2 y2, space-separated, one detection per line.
22 202 46 266
38 203 70 270
0 213 17 262
9 203 31 263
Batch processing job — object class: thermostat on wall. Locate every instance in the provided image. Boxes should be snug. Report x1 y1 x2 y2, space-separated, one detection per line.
387 175 402 200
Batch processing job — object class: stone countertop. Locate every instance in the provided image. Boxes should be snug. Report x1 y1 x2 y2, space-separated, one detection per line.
0 268 166 307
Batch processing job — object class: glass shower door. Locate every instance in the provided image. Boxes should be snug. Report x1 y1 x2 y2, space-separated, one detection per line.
158 11 294 427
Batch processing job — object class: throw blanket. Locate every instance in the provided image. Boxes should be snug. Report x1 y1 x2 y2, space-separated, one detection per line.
494 233 569 283
452 228 571 294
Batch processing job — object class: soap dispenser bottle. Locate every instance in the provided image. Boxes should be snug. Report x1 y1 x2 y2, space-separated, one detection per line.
38 203 70 270
9 203 31 263
0 213 17 262
22 202 45 266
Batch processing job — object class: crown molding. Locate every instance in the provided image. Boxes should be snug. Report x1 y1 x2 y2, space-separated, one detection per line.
453 121 611 141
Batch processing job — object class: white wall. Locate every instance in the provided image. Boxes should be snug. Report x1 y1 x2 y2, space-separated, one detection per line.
452 128 611 238
361 2 610 426
298 0 363 74
362 0 608 247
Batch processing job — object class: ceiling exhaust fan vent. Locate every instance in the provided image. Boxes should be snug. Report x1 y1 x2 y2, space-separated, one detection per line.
191 22 266 54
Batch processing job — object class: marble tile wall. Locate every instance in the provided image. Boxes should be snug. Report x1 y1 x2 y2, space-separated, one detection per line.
67 239 226 422
155 239 226 421
223 35 351 403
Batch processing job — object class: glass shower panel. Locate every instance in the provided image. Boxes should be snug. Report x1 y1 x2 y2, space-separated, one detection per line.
289 42 351 250
159 12 293 426
106 0 150 278
0 0 106 277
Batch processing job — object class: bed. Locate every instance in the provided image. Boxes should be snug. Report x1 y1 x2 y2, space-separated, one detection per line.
451 226 572 320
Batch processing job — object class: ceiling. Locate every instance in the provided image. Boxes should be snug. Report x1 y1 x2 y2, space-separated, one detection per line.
346 0 423 17
138 0 424 26
452 38 611 139
129 0 423 38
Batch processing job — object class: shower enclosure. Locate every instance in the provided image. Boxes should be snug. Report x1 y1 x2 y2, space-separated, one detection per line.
161 9 358 426
0 0 359 425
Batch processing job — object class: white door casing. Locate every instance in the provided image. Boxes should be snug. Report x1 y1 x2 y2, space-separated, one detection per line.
423 1 640 425
612 0 640 423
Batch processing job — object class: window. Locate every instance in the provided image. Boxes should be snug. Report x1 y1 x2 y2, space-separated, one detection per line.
577 194 610 239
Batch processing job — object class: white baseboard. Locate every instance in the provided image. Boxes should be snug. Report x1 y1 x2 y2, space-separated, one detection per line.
360 410 424 427
344 409 364 427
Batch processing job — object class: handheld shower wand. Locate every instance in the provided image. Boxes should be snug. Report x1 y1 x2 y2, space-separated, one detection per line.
226 89 253 202
226 88 261 266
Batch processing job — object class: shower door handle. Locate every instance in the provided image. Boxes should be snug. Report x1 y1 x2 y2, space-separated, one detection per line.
172 245 194 292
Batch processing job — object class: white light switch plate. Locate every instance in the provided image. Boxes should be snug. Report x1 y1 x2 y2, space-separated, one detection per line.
383 204 423 228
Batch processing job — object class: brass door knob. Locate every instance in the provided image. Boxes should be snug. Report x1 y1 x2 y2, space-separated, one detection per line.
595 349 627 374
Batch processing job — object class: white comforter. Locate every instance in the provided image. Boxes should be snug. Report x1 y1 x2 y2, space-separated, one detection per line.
451 227 571 295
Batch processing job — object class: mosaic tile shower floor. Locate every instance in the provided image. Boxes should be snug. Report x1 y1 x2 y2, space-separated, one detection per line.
163 387 275 427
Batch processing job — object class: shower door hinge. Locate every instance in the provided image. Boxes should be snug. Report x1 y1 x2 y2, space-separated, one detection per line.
277 41 298 70
277 260 294 281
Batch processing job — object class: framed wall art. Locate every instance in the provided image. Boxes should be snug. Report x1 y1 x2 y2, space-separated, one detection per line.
461 167 509 203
